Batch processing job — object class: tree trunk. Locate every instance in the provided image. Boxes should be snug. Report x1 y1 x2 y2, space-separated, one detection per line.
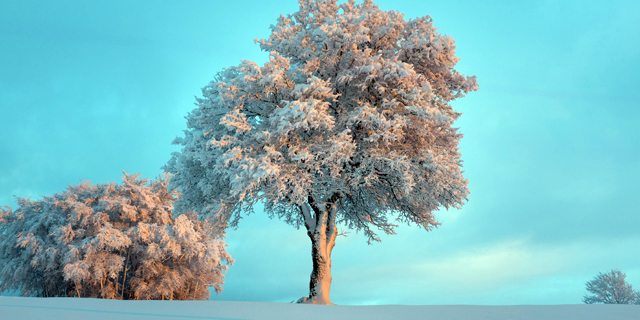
299 196 338 305
121 247 131 299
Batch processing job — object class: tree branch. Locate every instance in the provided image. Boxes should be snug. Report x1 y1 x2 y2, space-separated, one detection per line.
298 203 315 231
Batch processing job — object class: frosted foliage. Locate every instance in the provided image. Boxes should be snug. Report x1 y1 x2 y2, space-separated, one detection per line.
0 173 232 300
166 0 477 242
583 270 640 304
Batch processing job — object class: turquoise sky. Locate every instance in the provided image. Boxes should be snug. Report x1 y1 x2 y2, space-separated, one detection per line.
1 0 639 305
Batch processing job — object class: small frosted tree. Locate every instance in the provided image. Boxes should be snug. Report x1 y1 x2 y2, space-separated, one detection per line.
166 0 477 304
0 173 232 300
583 270 639 304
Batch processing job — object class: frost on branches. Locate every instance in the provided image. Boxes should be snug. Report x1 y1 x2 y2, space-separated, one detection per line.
0 173 232 300
165 0 477 304
583 270 640 305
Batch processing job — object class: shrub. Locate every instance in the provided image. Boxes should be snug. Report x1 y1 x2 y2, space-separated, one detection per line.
0 173 232 300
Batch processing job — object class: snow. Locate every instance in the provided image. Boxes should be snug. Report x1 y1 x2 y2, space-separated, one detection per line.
1 297 639 320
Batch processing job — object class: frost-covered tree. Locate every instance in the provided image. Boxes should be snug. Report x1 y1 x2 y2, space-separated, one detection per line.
0 173 232 300
583 270 639 304
165 0 477 304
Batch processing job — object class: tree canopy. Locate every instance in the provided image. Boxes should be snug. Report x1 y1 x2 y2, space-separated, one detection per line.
166 0 477 241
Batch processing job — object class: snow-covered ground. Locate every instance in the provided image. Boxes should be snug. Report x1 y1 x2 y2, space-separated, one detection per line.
1 297 639 320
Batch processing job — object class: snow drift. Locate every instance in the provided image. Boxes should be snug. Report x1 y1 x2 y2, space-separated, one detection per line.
1 297 639 320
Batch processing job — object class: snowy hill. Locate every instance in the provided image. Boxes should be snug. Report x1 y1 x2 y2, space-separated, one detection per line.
1 297 639 320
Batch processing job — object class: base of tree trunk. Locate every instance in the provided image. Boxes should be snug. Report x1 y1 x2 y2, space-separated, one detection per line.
295 296 335 305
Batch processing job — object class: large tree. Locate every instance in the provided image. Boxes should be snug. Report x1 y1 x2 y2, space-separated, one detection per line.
165 0 477 304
